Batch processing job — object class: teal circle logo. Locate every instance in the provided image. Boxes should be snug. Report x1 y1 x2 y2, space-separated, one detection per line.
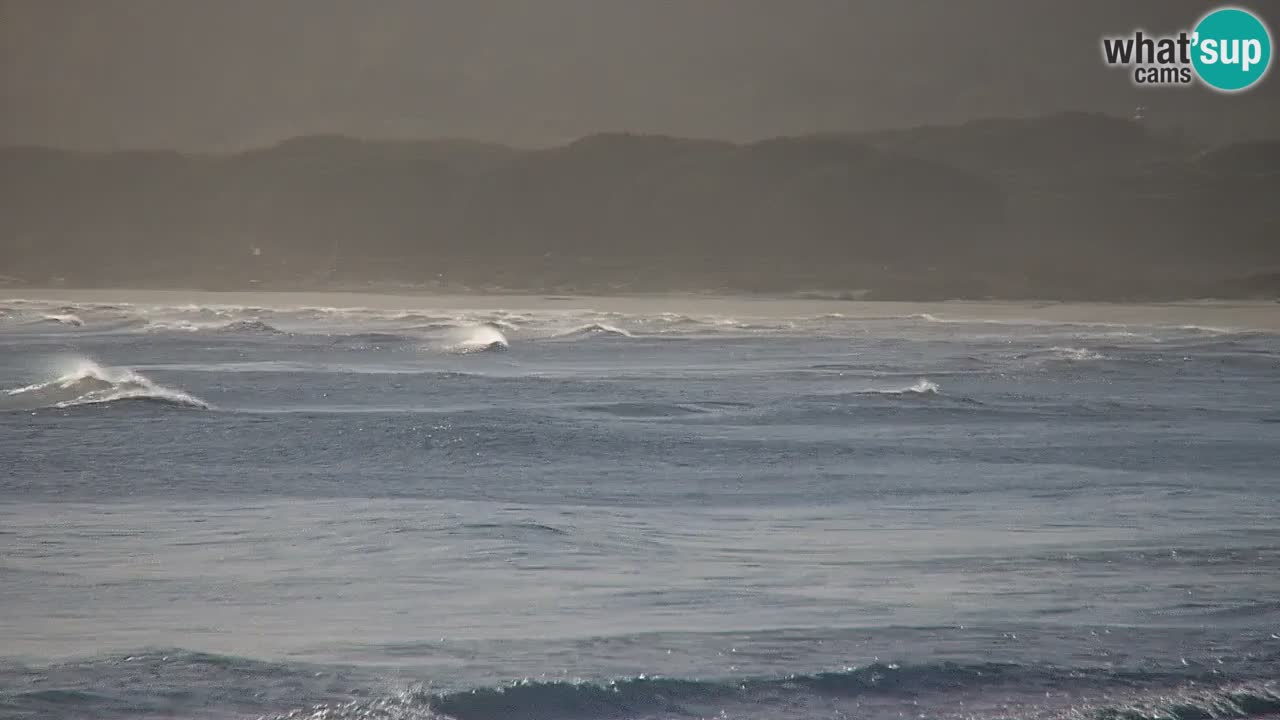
1192 7 1272 92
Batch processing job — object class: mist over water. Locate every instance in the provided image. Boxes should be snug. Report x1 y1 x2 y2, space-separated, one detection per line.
1 292 1278 720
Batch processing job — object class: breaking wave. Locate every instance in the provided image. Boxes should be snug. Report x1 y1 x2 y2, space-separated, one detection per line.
1 359 209 411
143 320 202 332
1044 346 1107 361
3 644 1279 720
144 318 283 334
214 319 283 334
552 323 634 339
35 313 84 327
483 319 522 332
7 299 1278 347
444 324 509 354
262 665 1280 720
867 378 941 396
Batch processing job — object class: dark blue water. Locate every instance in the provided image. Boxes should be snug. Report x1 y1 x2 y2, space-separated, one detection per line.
2 293 1278 720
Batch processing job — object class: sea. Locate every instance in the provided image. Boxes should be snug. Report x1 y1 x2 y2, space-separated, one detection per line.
1 290 1278 720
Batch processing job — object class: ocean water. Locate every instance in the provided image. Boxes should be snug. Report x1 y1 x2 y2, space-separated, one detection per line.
1 291 1278 720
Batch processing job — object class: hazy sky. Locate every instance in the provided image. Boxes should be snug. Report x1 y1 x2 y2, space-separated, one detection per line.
2 0 1276 149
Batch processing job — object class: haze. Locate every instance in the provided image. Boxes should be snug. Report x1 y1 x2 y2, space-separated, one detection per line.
3 6 1280 719
2 1 1279 300
3 0 1277 150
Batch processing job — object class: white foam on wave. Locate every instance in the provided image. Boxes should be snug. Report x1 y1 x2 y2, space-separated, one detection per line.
160 303 265 320
481 318 522 332
1047 346 1106 361
216 319 283 334
1177 324 1237 335
443 324 509 354
38 313 84 327
144 318 283 334
2 358 209 410
868 378 941 395
552 323 634 339
144 320 202 332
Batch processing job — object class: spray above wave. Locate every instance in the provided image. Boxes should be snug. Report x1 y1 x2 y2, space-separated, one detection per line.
1 359 209 411
443 324 510 354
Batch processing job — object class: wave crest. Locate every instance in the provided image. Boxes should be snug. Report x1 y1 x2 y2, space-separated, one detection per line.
2 359 209 411
444 324 510 354
145 318 283 334
552 323 633 339
1046 346 1106 361
866 378 940 396
264 666 1280 720
35 313 84 327
215 319 283 334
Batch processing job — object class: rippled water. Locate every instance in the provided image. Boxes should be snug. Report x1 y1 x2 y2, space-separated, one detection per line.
1 292 1278 720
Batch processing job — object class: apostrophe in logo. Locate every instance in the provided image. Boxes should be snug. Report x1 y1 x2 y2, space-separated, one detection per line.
1101 6 1272 92
1191 7 1271 92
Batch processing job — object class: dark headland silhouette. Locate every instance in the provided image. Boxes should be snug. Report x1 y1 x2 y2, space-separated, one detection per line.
3 112 1278 300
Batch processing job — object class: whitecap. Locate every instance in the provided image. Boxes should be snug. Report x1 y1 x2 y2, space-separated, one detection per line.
2 358 209 410
551 323 633 339
443 324 509 354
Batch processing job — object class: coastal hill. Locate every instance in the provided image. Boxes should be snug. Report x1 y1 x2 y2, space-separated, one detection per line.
2 112 1277 300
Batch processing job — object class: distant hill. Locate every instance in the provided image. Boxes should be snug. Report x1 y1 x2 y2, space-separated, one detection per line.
2 112 1278 300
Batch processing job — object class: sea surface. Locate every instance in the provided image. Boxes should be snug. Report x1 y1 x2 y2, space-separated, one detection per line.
1 291 1278 720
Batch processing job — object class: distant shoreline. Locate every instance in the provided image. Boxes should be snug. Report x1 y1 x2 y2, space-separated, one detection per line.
6 114 1278 307
9 286 1280 331
4 276 1278 305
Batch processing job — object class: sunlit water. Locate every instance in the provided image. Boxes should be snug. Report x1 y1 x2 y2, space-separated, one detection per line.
2 292 1278 720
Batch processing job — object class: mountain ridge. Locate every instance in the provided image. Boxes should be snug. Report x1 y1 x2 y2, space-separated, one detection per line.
3 112 1277 300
